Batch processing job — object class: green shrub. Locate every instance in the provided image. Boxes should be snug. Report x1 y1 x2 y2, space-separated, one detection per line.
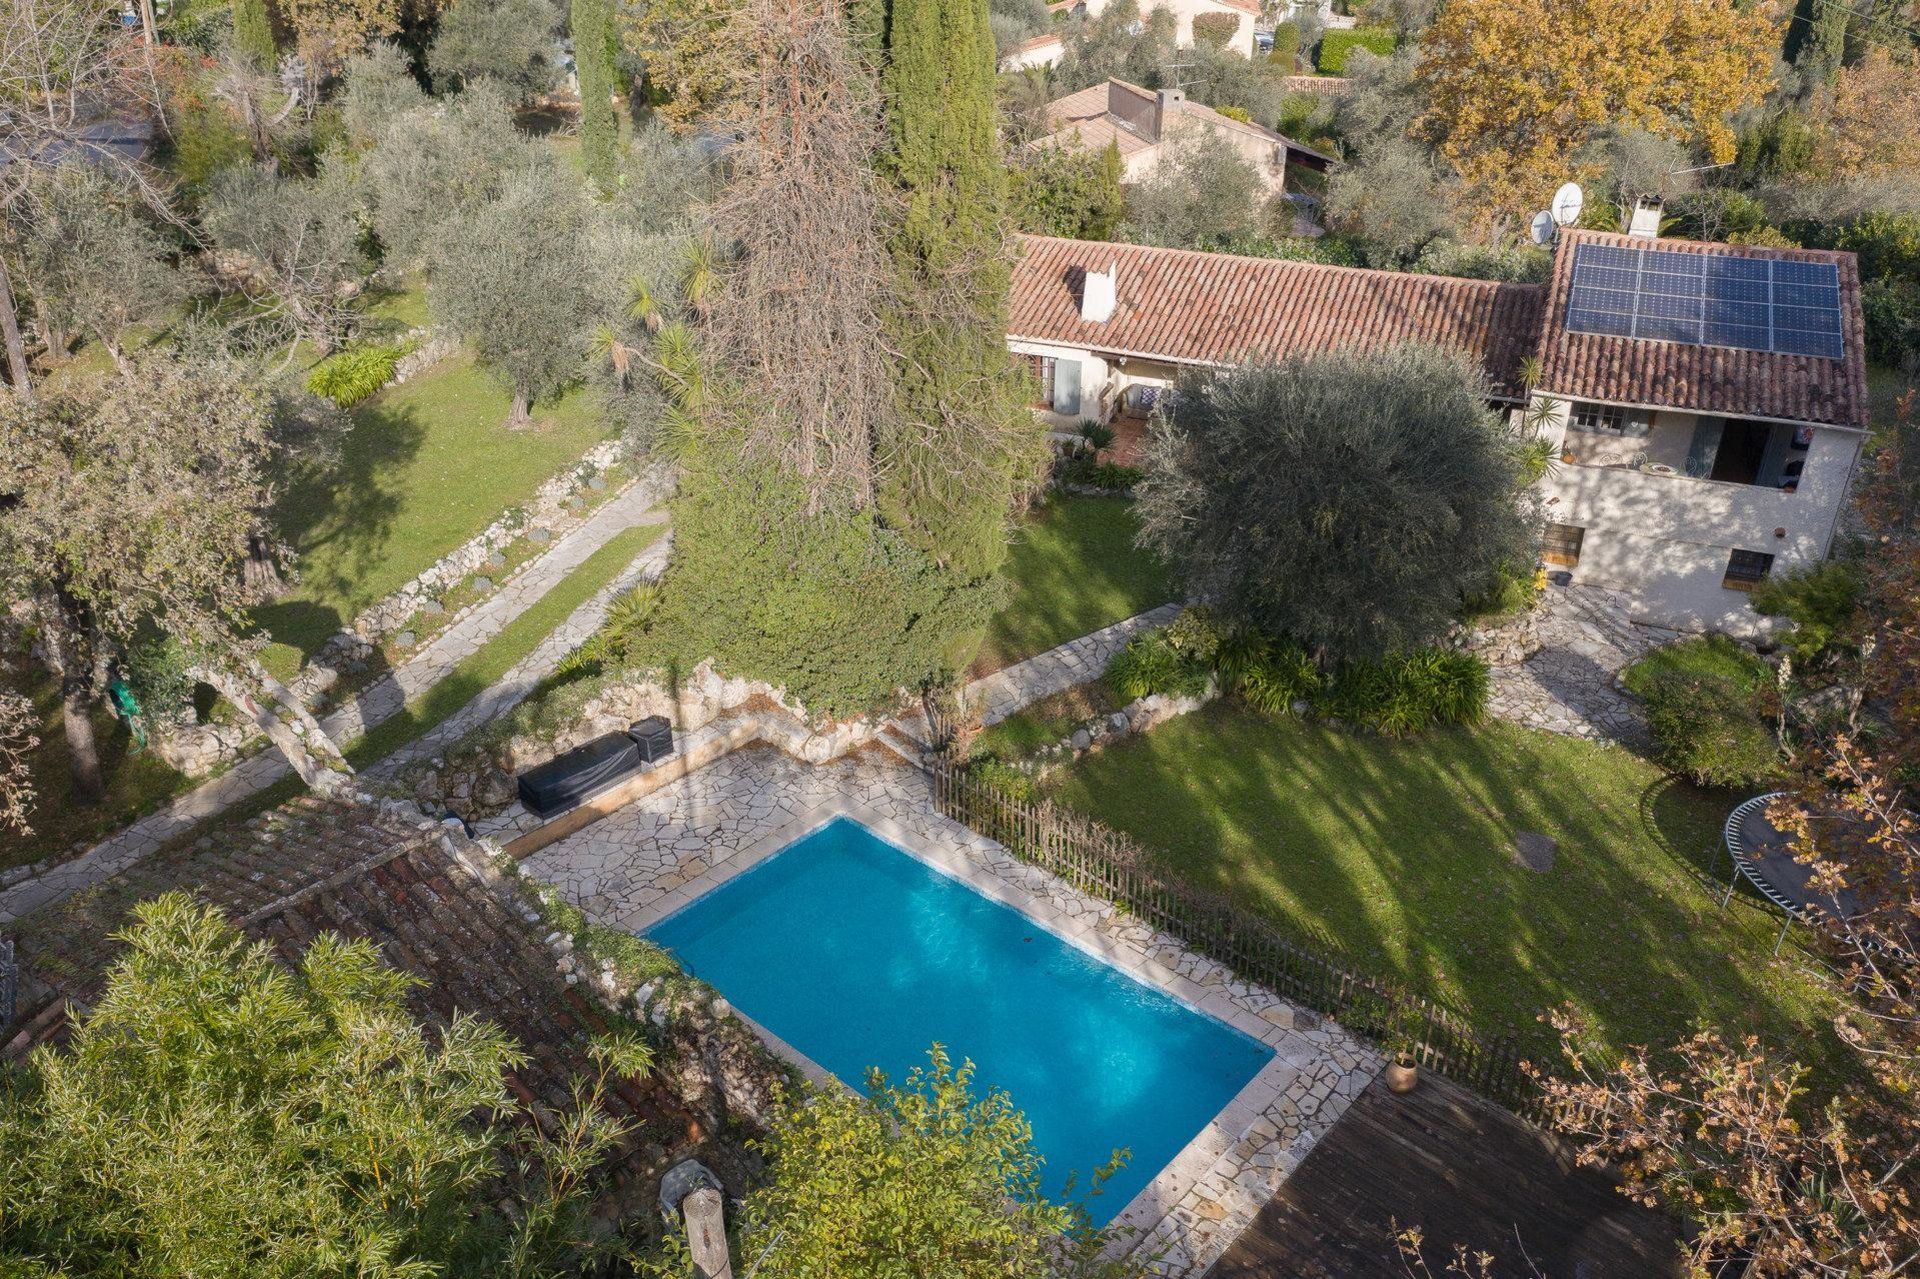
970 757 1038 803
1460 560 1541 624
642 459 998 717
305 341 407 407
167 100 252 190
1104 630 1210 702
1191 10 1241 47
1224 634 1321 714
1314 648 1488 736
1316 26 1396 73
122 635 197 722
1269 21 1299 68
1749 560 1866 669
1860 277 1920 370
1637 669 1780 788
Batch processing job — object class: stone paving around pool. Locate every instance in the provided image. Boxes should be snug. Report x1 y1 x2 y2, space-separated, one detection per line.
521 742 1381 1276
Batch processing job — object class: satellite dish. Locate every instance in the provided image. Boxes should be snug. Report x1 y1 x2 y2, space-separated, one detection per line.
1529 210 1556 246
1550 181 1584 227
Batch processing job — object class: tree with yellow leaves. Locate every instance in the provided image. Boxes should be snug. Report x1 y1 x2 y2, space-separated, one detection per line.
1805 46 1920 182
1415 0 1777 234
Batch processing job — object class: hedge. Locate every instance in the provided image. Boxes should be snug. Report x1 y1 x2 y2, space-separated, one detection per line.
1191 10 1241 47
1268 20 1299 69
1316 25 1396 73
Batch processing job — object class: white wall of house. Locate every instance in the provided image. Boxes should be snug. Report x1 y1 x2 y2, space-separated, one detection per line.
1080 0 1256 57
1530 396 1864 636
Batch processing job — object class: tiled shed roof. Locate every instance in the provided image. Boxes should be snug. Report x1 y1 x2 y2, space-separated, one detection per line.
1535 229 1870 430
1009 234 1548 399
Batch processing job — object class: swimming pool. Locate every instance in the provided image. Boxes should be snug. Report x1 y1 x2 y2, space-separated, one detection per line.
646 814 1275 1224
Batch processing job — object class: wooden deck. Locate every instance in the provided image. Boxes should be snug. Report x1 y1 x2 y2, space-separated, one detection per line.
1210 1073 1682 1278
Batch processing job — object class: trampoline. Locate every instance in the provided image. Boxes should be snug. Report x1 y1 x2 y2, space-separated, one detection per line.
1722 792 1865 954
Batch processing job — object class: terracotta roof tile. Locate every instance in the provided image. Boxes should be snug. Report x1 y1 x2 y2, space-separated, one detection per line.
1535 228 1869 429
1009 234 1547 398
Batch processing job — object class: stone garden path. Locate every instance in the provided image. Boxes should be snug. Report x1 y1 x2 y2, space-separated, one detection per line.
0 485 670 925
1483 582 1680 746
891 603 1185 748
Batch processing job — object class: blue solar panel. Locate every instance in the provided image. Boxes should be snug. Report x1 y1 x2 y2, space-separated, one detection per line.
1564 244 1846 360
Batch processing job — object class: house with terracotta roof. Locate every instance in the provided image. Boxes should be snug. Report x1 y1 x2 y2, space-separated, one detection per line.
1007 229 1871 635
1030 80 1334 206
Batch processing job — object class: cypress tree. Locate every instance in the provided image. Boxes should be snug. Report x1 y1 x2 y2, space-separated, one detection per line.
573 0 619 196
873 0 1046 587
232 0 278 70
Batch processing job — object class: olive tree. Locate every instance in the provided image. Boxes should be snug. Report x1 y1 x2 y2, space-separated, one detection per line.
427 0 561 99
19 166 186 375
430 158 601 426
1123 125 1266 248
361 84 545 271
1136 344 1538 662
0 355 349 802
201 162 367 357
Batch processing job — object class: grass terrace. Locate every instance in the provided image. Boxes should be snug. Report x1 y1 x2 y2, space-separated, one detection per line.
1044 702 1857 1082
975 496 1174 675
251 356 618 676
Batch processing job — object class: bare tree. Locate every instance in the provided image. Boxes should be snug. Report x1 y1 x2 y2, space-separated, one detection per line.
705 0 900 509
0 689 36 835
0 0 170 398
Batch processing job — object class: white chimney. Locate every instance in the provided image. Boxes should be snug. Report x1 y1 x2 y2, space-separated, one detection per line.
1081 261 1118 324
1627 196 1664 240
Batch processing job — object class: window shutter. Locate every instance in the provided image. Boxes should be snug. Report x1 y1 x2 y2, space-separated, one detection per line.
1054 359 1082 417
1756 423 1795 488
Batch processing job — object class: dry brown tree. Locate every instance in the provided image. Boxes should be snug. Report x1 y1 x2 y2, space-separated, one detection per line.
703 0 900 513
0 689 36 835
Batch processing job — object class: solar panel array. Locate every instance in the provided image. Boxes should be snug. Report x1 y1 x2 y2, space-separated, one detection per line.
1565 244 1845 360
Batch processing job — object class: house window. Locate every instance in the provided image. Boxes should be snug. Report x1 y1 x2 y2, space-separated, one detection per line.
1542 523 1585 568
1723 549 1775 592
1570 402 1628 434
1026 356 1055 409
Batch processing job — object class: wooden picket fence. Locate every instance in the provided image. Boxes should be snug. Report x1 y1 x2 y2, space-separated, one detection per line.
928 758 1545 1114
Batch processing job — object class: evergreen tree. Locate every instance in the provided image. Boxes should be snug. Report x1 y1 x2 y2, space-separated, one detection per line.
232 0 278 69
573 0 619 196
872 0 1045 591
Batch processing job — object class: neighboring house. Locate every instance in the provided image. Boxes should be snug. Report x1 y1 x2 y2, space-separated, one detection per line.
1029 79 1334 200
1003 0 1262 68
1006 228 1870 636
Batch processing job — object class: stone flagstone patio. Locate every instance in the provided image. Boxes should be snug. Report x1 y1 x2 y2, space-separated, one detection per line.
520 742 1380 1275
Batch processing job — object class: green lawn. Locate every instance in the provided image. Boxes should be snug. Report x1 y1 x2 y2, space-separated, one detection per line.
345 524 663 767
976 496 1173 675
1045 703 1855 1078
251 356 617 671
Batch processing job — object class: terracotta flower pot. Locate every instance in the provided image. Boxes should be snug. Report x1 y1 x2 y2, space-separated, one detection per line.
1384 1059 1418 1094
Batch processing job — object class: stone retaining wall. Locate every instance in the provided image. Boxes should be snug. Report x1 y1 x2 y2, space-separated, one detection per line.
148 453 671 778
393 658 885 819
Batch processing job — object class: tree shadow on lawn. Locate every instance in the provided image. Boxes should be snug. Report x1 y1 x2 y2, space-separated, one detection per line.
1059 710 1857 1083
249 399 427 664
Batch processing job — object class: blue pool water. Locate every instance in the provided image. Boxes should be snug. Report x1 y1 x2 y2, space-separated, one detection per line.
646 816 1273 1224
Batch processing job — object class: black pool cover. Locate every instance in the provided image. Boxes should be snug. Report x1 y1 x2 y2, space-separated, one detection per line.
517 716 676 819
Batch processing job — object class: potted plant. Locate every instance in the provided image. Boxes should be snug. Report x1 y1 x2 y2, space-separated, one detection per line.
1381 1003 1422 1094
